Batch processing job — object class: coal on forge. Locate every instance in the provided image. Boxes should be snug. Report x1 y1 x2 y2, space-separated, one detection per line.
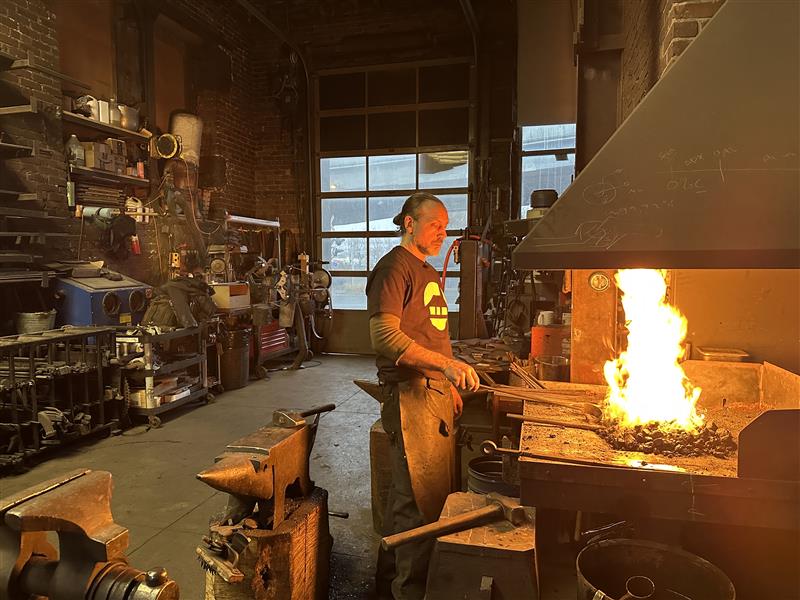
597 419 738 458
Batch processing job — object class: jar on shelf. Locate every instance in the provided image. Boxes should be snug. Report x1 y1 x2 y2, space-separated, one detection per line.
66 134 84 166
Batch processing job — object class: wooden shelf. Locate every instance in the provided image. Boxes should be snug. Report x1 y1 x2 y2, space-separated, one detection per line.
0 232 72 237
3 54 90 91
62 110 150 143
0 190 36 201
70 165 150 188
0 99 38 115
0 252 40 264
0 206 50 219
0 141 34 158
0 269 55 285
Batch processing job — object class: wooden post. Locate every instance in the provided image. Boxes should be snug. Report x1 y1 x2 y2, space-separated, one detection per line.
205 487 331 600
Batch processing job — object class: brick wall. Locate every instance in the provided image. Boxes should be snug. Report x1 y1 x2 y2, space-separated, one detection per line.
620 0 725 121
661 0 725 74
0 0 67 230
166 0 260 220
0 0 494 283
250 0 472 246
620 0 662 120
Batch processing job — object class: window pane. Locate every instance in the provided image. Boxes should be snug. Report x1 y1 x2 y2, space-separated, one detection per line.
520 153 575 218
322 237 367 271
427 235 460 272
521 124 576 152
419 151 468 189
330 276 367 310
369 237 402 269
320 157 366 192
368 195 406 231
321 197 365 232
438 193 468 230
368 154 416 190
443 275 460 312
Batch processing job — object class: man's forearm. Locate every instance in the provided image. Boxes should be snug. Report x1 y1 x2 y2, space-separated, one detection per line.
397 341 453 373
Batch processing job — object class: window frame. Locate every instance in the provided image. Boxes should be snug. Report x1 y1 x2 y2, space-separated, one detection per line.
313 58 474 311
317 152 469 309
518 124 577 218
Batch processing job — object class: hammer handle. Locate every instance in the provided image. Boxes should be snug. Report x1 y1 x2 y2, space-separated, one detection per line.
300 403 336 417
381 504 503 550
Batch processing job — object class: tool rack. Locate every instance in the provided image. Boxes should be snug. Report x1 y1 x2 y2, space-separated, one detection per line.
0 327 122 470
114 326 212 428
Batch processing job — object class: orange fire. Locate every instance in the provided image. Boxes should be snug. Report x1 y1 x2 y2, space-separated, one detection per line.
603 269 704 431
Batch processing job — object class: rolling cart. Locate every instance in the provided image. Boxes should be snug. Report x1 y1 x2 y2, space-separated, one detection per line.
115 325 212 428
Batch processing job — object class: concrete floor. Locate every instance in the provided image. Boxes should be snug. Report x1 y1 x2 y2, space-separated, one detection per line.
1 354 577 599
1 355 382 599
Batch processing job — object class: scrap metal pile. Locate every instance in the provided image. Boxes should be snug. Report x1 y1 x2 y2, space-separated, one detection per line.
597 419 738 458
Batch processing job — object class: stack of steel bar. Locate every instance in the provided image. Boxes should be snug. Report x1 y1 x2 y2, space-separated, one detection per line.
76 183 124 206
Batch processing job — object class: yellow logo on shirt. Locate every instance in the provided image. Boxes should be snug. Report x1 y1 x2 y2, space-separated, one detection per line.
424 281 448 331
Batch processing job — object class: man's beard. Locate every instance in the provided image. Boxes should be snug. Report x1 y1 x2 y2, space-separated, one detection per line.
418 240 442 256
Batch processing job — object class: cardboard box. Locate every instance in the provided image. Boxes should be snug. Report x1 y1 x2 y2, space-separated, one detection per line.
111 154 127 175
81 142 112 171
211 282 251 310
105 137 127 156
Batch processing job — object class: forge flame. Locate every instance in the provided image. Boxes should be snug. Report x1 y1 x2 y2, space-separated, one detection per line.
603 269 704 432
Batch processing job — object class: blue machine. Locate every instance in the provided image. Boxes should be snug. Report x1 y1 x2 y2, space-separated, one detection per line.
54 275 151 326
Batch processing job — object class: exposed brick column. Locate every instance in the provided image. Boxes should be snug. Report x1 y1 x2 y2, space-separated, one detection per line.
662 0 726 73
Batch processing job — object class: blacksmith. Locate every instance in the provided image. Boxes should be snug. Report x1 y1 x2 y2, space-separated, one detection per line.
366 192 480 599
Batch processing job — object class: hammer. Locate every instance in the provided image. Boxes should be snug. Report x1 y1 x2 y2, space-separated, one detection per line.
381 493 528 550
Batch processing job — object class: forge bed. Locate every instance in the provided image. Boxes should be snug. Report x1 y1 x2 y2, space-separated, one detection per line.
513 361 800 530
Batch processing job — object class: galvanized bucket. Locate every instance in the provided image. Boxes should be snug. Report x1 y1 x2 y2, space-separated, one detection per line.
15 310 56 334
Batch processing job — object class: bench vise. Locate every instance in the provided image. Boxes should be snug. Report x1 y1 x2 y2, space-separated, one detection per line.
0 469 179 599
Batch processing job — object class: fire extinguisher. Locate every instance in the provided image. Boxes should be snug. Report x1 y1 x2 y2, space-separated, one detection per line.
130 234 141 256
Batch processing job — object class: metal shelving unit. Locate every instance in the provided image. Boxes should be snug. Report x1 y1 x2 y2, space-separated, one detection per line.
115 326 211 428
0 327 123 470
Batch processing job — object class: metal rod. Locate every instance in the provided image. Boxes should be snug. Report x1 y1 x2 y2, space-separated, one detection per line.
300 404 336 418
224 211 280 229
506 413 601 431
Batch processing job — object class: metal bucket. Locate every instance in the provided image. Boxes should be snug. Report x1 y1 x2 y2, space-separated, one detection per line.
535 355 570 382
15 310 56 334
576 539 735 600
220 328 251 391
467 455 520 497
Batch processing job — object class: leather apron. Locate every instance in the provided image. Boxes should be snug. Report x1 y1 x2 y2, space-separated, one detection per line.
397 377 455 523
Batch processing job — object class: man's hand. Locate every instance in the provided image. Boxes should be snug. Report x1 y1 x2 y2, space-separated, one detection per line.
443 360 480 392
451 385 463 418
